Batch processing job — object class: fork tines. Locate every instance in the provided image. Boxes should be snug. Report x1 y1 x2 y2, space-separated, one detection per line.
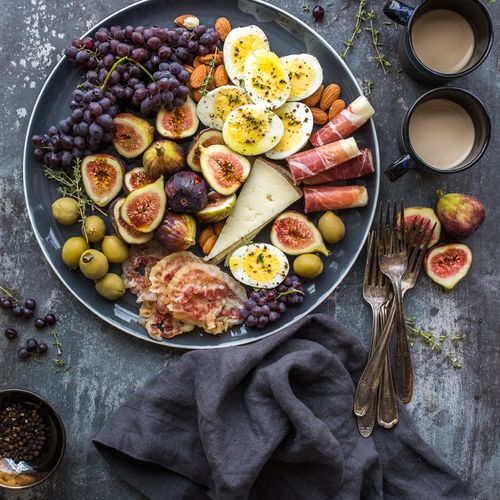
377 201 405 255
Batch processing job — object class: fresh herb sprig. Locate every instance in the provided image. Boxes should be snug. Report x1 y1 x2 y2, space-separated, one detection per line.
340 0 367 59
50 328 70 373
43 157 106 242
200 49 219 96
366 10 391 74
406 317 465 369
302 3 310 13
363 79 374 98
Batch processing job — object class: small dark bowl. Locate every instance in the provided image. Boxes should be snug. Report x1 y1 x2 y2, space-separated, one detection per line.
0 389 66 490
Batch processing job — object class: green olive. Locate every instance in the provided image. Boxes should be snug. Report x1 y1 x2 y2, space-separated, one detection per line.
62 237 90 269
83 216 107 243
318 211 345 244
102 235 129 264
52 197 79 225
95 273 126 301
293 254 323 279
79 249 109 280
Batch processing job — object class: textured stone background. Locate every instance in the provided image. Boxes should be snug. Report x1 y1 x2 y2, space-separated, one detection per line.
0 0 498 498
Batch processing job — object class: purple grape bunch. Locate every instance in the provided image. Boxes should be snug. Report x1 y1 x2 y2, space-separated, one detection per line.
32 22 222 167
241 275 305 329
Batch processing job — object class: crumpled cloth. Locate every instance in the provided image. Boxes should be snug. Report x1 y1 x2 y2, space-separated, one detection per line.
94 314 470 500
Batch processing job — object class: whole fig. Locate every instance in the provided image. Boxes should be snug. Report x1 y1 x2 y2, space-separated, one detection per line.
165 171 208 213
436 191 485 240
154 212 196 252
143 140 185 180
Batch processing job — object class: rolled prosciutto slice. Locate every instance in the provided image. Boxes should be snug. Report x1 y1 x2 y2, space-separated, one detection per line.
287 137 361 184
302 149 374 185
310 96 375 147
304 185 368 213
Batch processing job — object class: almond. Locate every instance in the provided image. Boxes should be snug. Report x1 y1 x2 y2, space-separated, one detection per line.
213 220 226 236
328 99 346 120
174 14 200 30
190 64 208 89
215 17 232 41
302 85 324 107
193 56 202 68
192 89 203 102
202 234 218 255
199 53 224 65
199 226 215 248
214 65 229 87
311 107 328 126
320 84 341 110
183 64 195 75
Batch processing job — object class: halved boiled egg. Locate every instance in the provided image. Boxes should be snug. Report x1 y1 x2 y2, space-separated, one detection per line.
197 86 252 130
229 243 289 289
265 102 313 160
223 25 270 85
243 49 291 110
280 54 323 101
223 104 284 156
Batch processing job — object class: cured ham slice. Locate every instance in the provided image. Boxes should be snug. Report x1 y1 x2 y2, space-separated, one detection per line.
149 252 202 314
310 96 375 147
139 301 194 341
304 185 368 213
122 241 168 303
166 262 246 335
302 149 374 185
287 137 361 184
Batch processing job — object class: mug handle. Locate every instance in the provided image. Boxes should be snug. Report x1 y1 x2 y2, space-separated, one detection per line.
383 1 415 26
384 153 416 181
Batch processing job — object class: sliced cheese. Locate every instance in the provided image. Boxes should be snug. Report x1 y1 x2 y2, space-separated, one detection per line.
206 158 302 264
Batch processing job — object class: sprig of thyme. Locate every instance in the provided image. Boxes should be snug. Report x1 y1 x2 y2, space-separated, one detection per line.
406 317 465 369
200 49 219 96
50 328 70 373
0 285 19 303
363 79 374 98
340 0 367 59
365 10 391 74
302 3 310 13
43 157 106 242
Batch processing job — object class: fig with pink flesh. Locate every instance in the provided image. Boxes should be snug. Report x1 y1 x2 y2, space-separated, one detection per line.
165 171 208 213
143 140 185 180
156 97 199 139
124 167 156 193
195 191 236 223
398 207 441 248
436 191 485 240
270 211 330 256
112 113 154 159
154 212 196 252
424 243 472 290
200 144 251 195
186 128 225 172
121 176 166 233
81 154 124 207
109 198 153 245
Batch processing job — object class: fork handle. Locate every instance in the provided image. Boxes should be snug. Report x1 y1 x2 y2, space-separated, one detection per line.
392 281 414 403
354 303 397 416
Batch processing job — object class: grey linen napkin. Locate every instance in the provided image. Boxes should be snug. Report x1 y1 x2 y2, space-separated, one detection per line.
93 314 470 500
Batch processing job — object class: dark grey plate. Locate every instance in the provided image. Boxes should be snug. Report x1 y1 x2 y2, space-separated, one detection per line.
23 0 379 349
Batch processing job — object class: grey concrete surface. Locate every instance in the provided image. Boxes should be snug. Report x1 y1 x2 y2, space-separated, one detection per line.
0 0 498 499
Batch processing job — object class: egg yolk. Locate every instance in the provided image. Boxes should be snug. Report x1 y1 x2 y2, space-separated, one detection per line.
212 90 250 123
241 250 283 283
286 61 317 97
247 54 289 103
273 108 306 151
225 107 271 145
231 35 269 75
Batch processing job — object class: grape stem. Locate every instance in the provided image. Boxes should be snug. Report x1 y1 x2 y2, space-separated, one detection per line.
277 288 304 298
0 285 18 302
100 56 155 91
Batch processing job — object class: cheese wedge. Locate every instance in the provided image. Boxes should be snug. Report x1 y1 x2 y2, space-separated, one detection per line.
206 158 303 264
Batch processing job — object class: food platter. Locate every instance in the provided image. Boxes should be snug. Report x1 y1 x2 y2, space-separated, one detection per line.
23 0 379 348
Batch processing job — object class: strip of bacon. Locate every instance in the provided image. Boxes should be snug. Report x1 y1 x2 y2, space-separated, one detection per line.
304 185 368 213
287 137 361 184
310 96 375 148
302 149 374 185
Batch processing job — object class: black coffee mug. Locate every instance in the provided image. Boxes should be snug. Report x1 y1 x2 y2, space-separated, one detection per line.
384 0 494 84
385 87 490 181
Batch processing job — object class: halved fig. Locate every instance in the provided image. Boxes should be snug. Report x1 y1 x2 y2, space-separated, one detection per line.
112 113 154 158
195 191 236 223
424 243 472 290
186 128 225 172
121 176 166 233
156 97 199 139
143 140 185 180
109 198 153 245
81 154 124 207
398 207 441 248
270 211 330 256
200 144 251 195
124 167 156 194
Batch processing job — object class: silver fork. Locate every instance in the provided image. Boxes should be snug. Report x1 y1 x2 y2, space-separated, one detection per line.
356 231 391 437
354 201 407 416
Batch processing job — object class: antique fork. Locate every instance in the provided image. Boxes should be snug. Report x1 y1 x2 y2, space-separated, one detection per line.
356 231 391 437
